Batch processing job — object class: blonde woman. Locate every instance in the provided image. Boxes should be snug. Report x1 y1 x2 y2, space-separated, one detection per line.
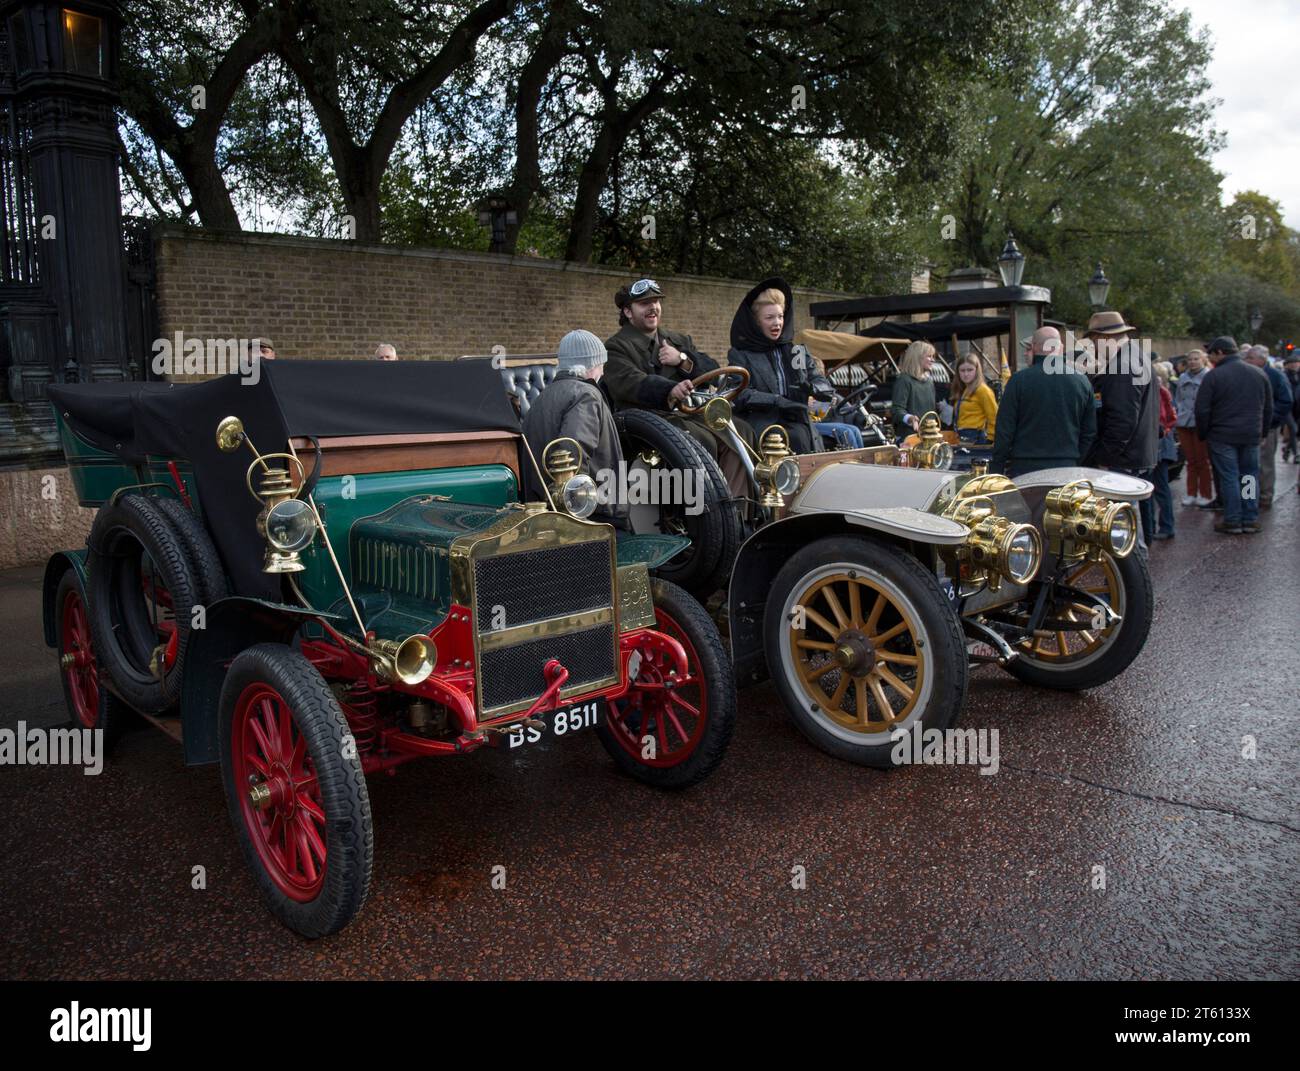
948 353 998 443
726 277 834 453
890 341 937 438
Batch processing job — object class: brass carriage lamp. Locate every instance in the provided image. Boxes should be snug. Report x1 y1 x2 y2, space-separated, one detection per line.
997 233 1025 288
1043 481 1138 560
542 437 599 518
909 412 953 470
214 415 318 573
754 425 800 508
1088 263 1111 310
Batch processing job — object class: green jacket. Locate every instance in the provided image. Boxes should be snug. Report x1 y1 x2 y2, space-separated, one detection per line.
890 373 937 438
603 325 718 411
991 356 1097 474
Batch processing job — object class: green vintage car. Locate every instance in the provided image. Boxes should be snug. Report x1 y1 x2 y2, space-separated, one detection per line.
44 359 735 937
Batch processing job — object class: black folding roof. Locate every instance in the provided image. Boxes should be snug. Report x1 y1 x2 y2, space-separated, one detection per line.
810 285 1052 323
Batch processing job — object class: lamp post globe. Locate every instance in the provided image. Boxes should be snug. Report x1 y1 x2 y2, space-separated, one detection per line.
1088 263 1111 309
997 233 1025 288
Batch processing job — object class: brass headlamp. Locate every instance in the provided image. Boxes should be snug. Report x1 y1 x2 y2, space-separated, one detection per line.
215 415 317 573
369 635 437 686
542 437 599 519
909 411 953 470
945 495 1042 591
753 425 801 508
1043 480 1138 560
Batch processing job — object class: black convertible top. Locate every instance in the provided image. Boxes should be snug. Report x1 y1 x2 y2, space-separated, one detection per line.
48 360 520 598
48 359 519 460
866 313 1068 344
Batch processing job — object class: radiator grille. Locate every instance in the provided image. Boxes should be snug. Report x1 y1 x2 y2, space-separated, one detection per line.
478 624 617 712
472 541 612 629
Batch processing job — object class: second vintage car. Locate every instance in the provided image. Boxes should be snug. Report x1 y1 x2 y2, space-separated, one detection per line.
493 353 1153 769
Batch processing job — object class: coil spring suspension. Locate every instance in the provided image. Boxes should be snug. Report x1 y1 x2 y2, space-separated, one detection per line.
341 681 380 755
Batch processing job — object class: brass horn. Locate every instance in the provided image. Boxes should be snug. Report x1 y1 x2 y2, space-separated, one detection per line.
369 635 437 686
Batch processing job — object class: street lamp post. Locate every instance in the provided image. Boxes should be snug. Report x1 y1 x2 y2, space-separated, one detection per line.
1249 308 1263 342
1088 263 1111 309
997 233 1025 287
476 193 517 254
996 233 1038 372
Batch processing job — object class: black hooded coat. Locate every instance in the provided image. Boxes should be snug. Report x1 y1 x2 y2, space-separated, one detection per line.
725 277 827 453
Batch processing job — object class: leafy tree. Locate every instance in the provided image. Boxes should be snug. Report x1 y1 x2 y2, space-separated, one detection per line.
1185 270 1300 345
933 0 1224 333
118 0 291 228
1222 191 1296 291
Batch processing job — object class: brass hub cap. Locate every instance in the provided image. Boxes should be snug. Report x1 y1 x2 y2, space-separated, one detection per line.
832 630 876 676
787 571 926 734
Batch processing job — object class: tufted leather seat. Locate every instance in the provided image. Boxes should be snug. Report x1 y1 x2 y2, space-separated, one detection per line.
500 362 559 417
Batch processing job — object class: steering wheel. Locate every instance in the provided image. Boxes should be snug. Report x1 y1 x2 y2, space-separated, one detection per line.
675 365 750 414
836 380 876 413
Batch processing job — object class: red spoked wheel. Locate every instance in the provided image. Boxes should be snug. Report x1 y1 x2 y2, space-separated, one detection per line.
60 581 99 729
596 578 734 789
140 571 178 674
219 643 373 937
232 683 328 902
607 614 707 768
54 570 129 745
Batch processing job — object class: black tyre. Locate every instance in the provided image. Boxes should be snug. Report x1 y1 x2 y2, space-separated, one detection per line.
596 578 736 789
153 497 229 604
1004 550 1153 691
616 409 742 596
53 569 132 747
218 643 373 938
762 535 968 768
86 494 200 713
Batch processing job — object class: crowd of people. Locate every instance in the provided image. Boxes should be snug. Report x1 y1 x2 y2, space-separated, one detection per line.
988 317 1296 539
255 277 1300 545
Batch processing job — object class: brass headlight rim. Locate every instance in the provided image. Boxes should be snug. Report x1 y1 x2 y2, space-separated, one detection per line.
999 522 1043 585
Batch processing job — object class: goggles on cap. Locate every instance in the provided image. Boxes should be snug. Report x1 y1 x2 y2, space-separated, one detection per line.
629 278 661 298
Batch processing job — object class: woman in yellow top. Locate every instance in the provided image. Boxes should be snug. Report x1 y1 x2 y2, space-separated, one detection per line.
949 353 998 443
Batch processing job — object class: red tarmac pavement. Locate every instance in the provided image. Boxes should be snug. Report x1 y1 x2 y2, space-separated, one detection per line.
1 477 1296 979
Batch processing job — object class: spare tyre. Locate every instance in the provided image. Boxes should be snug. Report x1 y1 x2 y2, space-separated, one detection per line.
615 409 743 596
86 494 201 713
153 497 230 605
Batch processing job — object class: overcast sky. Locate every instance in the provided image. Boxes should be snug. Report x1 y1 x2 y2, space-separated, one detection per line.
1181 0 1300 228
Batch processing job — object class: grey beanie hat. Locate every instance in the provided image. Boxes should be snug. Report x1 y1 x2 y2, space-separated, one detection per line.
557 329 607 370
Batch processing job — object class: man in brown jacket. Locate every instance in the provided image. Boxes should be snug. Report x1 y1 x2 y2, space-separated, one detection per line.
603 279 753 496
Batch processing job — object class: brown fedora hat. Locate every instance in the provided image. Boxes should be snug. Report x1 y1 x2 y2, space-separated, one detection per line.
1085 310 1136 336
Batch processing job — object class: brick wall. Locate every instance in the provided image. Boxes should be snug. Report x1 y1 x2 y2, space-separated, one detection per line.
154 226 854 366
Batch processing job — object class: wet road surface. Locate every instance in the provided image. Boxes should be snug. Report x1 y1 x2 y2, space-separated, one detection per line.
1 482 1296 979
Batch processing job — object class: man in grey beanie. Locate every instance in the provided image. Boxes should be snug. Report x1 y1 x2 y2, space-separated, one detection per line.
522 330 628 526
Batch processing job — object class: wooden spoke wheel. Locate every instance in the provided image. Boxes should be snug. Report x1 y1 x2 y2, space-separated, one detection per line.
1019 556 1122 665
1004 550 1153 692
54 570 130 745
786 570 927 735
764 536 967 768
